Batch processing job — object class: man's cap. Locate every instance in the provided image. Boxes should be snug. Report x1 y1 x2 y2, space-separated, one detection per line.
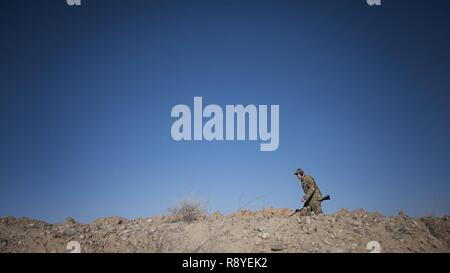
294 168 304 175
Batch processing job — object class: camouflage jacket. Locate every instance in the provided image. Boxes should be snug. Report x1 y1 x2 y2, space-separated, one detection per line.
301 175 323 204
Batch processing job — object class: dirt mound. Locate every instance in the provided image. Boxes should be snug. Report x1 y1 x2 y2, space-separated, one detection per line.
1 208 449 253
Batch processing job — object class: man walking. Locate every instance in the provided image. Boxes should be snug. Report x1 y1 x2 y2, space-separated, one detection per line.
294 168 324 217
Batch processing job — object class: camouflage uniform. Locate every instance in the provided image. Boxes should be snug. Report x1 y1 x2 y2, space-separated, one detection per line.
298 175 323 217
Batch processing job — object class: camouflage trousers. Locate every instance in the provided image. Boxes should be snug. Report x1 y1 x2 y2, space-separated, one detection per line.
298 201 323 217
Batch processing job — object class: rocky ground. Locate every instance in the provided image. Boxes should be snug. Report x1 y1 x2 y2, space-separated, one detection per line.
1 208 449 253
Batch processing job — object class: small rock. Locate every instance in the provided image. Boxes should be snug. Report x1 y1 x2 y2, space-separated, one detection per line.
271 244 284 251
260 233 271 239
392 233 403 240
0 239 8 249
121 229 131 235
62 228 76 237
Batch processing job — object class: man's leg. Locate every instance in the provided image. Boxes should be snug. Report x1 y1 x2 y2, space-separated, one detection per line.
311 201 323 215
297 206 312 217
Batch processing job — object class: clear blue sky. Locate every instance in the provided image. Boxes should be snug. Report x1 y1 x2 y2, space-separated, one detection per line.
1 0 449 223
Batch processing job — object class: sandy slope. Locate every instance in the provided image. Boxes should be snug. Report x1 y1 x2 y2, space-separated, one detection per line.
1 208 449 253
